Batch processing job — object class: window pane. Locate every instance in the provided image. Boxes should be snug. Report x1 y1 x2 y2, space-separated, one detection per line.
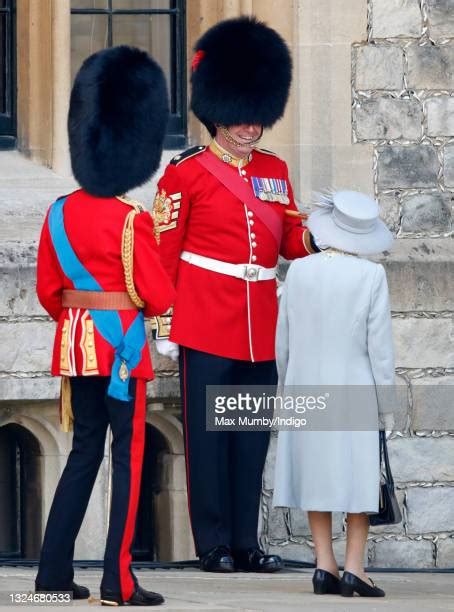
112 1 171 9
71 0 108 8
71 15 108 81
0 15 5 114
112 14 172 103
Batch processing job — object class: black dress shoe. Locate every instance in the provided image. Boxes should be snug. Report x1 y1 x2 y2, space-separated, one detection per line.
340 571 385 597
234 548 283 573
35 581 90 600
100 584 164 606
200 545 235 572
312 569 341 594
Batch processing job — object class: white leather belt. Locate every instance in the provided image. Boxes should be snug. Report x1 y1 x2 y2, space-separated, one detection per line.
180 251 277 282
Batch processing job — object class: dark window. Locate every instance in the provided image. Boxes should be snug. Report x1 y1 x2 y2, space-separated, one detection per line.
0 0 16 149
71 0 186 148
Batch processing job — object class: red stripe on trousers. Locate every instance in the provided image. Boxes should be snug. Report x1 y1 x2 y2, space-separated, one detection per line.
119 379 146 601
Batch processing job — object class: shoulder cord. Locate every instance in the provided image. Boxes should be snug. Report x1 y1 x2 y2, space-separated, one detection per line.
121 209 146 309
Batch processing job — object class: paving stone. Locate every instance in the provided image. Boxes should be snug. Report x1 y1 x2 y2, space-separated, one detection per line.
392 317 454 369
400 193 452 233
377 145 439 189
355 97 422 140
436 536 454 567
407 45 454 89
411 376 454 431
389 437 454 481
379 193 401 234
407 487 454 533
268 507 290 541
426 96 454 137
370 537 434 568
355 46 404 90
378 238 454 311
427 0 454 40
443 143 454 187
371 0 422 38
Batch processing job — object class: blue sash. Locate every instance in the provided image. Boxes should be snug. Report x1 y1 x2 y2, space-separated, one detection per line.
48 196 146 401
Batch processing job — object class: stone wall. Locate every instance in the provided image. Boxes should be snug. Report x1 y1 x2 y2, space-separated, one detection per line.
1 0 453 568
262 0 454 569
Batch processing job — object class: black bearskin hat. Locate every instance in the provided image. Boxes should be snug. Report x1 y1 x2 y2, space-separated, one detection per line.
68 46 169 197
191 16 292 136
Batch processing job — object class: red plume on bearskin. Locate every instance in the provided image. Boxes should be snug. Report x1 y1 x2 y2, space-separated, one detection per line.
191 16 292 136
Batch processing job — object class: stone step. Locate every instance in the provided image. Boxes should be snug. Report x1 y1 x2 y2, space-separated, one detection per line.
2 238 453 318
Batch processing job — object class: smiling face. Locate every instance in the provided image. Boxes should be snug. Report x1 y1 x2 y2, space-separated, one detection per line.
215 124 263 157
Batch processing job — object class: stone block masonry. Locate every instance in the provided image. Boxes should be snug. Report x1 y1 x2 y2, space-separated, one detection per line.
1 1 453 570
262 0 454 569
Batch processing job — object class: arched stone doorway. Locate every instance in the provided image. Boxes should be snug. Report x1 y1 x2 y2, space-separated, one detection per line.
132 412 194 562
132 424 167 561
0 424 42 558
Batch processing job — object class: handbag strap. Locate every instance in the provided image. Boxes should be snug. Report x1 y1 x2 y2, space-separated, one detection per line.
380 430 395 487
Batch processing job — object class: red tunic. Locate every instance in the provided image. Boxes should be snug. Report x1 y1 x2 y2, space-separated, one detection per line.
37 189 176 379
152 145 315 362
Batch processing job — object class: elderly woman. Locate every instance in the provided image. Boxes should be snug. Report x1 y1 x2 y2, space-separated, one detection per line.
273 191 395 598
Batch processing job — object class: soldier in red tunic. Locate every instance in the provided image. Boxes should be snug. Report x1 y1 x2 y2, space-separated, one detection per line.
152 17 318 573
35 47 175 605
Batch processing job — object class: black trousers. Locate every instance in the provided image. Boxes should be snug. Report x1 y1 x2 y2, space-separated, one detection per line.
179 347 277 557
37 376 146 601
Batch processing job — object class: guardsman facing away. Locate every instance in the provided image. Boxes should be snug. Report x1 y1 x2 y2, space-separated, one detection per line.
35 46 175 606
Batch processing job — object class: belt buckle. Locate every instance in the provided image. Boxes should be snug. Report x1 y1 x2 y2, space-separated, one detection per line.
243 264 260 281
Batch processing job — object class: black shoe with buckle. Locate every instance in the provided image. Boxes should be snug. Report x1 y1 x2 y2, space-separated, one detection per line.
234 548 283 573
340 571 385 597
100 584 164 606
35 581 90 600
200 545 235 572
312 569 341 595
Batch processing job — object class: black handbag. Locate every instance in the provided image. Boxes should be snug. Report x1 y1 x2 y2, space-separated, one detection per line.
368 430 402 526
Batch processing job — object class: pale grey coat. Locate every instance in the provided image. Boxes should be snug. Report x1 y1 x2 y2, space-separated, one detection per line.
272 252 395 513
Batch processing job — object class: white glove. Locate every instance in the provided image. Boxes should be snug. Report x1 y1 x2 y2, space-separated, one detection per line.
156 338 179 362
276 279 284 299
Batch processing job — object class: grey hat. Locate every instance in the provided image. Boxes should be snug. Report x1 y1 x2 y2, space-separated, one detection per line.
307 190 394 255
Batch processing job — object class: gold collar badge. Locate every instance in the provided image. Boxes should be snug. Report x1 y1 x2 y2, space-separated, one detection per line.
209 140 252 168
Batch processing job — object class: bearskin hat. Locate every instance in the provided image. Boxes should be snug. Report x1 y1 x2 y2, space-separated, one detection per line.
68 46 169 197
191 16 292 136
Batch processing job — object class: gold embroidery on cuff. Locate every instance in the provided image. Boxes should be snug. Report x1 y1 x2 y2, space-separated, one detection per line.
158 221 177 233
80 312 99 375
155 307 173 339
60 318 71 375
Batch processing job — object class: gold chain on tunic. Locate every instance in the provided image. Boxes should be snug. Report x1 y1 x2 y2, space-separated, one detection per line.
118 195 146 309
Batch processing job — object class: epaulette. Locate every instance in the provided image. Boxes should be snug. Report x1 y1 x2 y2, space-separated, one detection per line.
116 194 145 213
170 145 206 166
255 147 280 158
